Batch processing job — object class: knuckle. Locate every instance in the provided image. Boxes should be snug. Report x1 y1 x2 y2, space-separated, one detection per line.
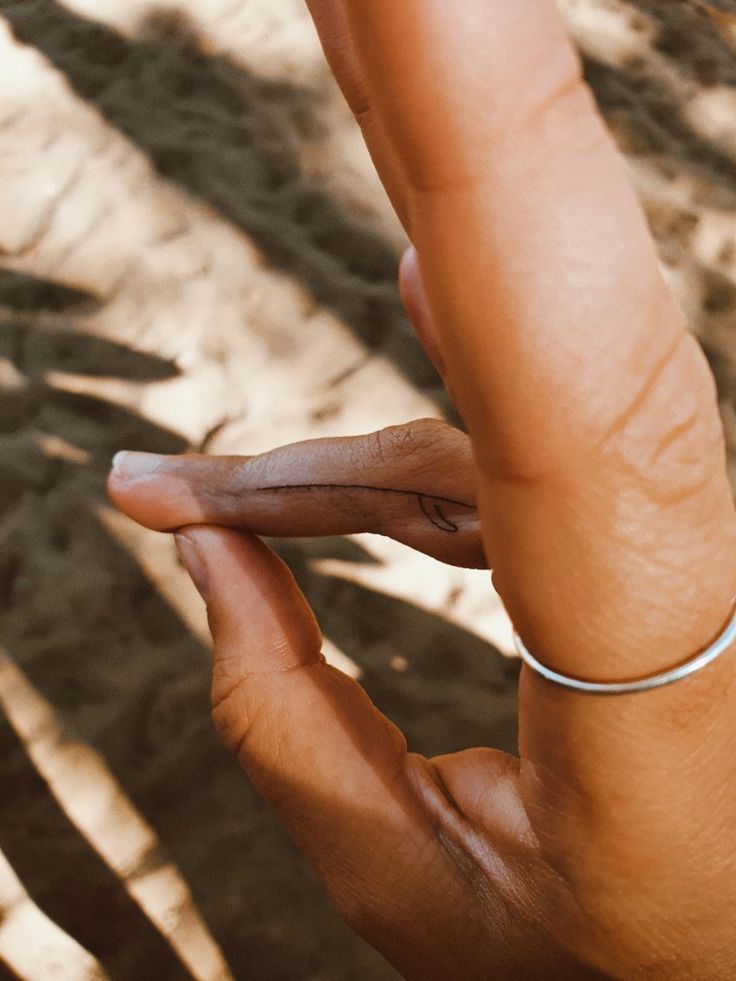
511 42 599 149
522 61 593 139
600 333 725 505
210 677 278 764
210 656 272 759
371 417 448 465
210 667 255 757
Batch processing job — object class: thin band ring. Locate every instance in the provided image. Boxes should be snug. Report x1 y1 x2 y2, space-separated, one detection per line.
513 600 736 695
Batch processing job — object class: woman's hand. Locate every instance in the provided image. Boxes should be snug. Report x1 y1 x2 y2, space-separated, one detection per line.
109 2 736 977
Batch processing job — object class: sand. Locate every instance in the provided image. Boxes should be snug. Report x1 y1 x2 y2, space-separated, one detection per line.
0 1 734 978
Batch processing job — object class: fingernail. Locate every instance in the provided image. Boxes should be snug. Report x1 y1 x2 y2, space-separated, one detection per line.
111 451 166 481
175 533 210 603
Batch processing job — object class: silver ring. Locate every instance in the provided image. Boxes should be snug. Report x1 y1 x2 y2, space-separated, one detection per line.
513 601 736 695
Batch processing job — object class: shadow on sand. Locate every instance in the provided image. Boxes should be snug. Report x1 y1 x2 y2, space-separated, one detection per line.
2 0 736 976
0 266 515 976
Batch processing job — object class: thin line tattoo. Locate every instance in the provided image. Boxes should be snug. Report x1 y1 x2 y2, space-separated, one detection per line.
255 483 475 533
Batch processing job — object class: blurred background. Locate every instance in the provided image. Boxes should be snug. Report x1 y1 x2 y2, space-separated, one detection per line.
0 1 734 978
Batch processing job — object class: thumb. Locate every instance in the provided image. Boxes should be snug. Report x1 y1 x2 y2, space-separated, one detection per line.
171 526 460 949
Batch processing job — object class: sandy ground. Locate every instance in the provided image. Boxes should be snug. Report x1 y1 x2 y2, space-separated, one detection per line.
0 1 735 978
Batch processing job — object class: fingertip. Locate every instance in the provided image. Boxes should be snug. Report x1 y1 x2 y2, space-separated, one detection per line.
106 452 137 516
107 452 206 531
107 450 164 517
110 450 167 483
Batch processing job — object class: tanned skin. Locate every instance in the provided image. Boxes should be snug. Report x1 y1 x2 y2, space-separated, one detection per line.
109 3 736 977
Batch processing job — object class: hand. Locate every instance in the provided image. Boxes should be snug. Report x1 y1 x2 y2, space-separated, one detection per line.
109 2 736 978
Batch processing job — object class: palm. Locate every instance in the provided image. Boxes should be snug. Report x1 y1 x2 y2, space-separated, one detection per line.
382 750 606 980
